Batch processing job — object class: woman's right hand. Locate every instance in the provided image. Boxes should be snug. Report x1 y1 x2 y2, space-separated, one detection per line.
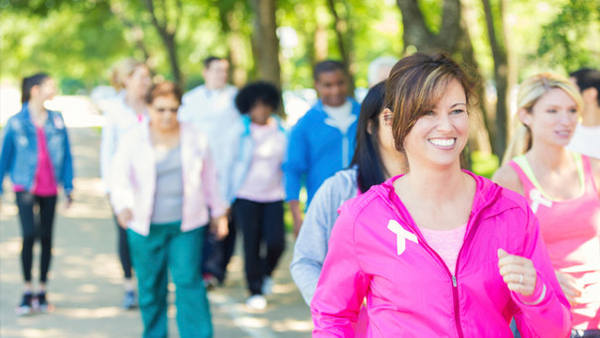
555 271 583 305
117 208 133 229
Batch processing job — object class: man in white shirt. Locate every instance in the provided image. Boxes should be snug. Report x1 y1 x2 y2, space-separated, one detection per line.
179 57 242 286
568 68 600 159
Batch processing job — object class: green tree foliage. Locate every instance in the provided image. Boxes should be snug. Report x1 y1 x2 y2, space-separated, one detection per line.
537 0 600 72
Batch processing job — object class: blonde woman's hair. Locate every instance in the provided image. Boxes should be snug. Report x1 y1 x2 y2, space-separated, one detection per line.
501 72 584 165
110 58 147 91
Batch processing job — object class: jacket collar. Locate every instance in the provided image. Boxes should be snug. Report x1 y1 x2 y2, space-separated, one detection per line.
372 170 505 228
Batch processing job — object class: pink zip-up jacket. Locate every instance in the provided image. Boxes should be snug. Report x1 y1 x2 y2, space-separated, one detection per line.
312 171 571 338
110 122 227 236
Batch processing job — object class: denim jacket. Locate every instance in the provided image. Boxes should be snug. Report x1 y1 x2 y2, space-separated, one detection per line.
0 103 74 195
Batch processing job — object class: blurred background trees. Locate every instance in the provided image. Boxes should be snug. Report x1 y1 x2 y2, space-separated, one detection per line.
1 0 599 161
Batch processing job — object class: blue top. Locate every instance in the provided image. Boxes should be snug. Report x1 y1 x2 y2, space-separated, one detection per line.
0 103 74 195
283 98 360 207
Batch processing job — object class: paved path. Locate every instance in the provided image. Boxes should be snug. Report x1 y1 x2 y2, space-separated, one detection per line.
0 110 313 337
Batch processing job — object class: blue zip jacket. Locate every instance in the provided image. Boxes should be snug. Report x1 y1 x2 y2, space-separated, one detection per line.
0 103 74 195
283 98 359 207
229 114 287 204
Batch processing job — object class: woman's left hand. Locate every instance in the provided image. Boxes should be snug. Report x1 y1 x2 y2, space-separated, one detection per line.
210 215 229 240
498 248 537 297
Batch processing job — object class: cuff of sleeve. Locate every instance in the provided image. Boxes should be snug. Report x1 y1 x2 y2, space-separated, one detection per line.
210 205 228 219
513 272 547 306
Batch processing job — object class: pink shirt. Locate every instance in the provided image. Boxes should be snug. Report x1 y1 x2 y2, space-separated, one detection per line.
420 223 467 274
509 154 600 330
236 120 286 203
32 125 58 196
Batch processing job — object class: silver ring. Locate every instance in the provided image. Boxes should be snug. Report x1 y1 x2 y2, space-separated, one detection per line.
518 274 523 284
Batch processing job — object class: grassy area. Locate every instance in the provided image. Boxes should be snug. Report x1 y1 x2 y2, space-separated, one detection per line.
471 151 500 179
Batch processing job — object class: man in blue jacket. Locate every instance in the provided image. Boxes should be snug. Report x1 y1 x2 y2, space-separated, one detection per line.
284 60 360 236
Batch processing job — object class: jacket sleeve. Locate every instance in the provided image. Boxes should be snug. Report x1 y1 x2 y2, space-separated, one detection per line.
291 175 340 305
513 207 571 338
283 121 309 202
201 144 228 218
100 113 117 194
59 114 74 195
0 121 15 195
311 204 369 337
109 134 135 215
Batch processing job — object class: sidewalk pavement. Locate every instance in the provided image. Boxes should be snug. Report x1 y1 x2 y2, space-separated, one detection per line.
0 124 313 337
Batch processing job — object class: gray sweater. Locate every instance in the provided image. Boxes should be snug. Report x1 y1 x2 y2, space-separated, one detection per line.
290 167 358 305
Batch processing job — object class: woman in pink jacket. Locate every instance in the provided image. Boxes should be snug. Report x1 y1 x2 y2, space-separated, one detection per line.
110 82 228 337
311 52 571 337
494 73 600 337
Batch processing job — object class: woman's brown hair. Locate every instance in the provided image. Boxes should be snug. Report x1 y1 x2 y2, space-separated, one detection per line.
145 82 183 105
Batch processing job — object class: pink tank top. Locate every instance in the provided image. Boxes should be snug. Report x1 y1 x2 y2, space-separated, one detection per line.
32 126 58 196
509 154 600 330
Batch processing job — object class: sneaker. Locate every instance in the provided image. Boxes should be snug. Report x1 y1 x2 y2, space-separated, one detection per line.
36 292 53 313
262 276 274 295
246 294 267 311
122 290 137 310
203 273 219 290
15 292 33 316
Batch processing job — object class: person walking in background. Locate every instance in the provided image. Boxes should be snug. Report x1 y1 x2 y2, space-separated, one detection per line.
311 52 571 337
0 73 74 315
100 58 152 309
110 82 228 338
290 82 406 305
367 57 397 88
493 73 600 337
283 60 360 236
568 68 600 159
178 56 242 288
230 81 287 310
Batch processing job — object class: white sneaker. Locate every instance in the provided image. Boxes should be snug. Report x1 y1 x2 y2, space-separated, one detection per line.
246 294 267 310
262 276 274 295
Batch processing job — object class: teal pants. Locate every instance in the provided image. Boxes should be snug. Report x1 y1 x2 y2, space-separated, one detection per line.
128 224 212 338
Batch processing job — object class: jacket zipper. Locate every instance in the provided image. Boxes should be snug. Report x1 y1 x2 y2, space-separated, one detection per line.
383 184 501 338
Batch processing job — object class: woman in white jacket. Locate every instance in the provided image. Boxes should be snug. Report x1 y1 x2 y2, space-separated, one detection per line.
110 82 228 337
100 58 151 309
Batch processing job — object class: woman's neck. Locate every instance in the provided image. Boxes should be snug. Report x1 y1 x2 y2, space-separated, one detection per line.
27 100 48 125
526 144 573 173
125 92 146 116
400 162 466 203
381 150 407 179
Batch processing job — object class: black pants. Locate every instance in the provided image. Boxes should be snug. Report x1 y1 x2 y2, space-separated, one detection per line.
201 212 236 283
16 192 57 283
232 199 285 295
114 215 133 279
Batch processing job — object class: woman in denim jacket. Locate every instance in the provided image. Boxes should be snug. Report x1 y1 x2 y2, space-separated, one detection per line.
0 73 74 315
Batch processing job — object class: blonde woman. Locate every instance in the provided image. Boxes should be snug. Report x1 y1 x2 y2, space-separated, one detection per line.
493 73 600 337
100 58 152 309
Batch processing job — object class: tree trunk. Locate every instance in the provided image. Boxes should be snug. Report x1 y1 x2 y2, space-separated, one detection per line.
482 0 509 159
325 0 355 96
396 0 461 53
142 0 183 87
455 11 494 169
163 33 182 87
249 0 281 87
